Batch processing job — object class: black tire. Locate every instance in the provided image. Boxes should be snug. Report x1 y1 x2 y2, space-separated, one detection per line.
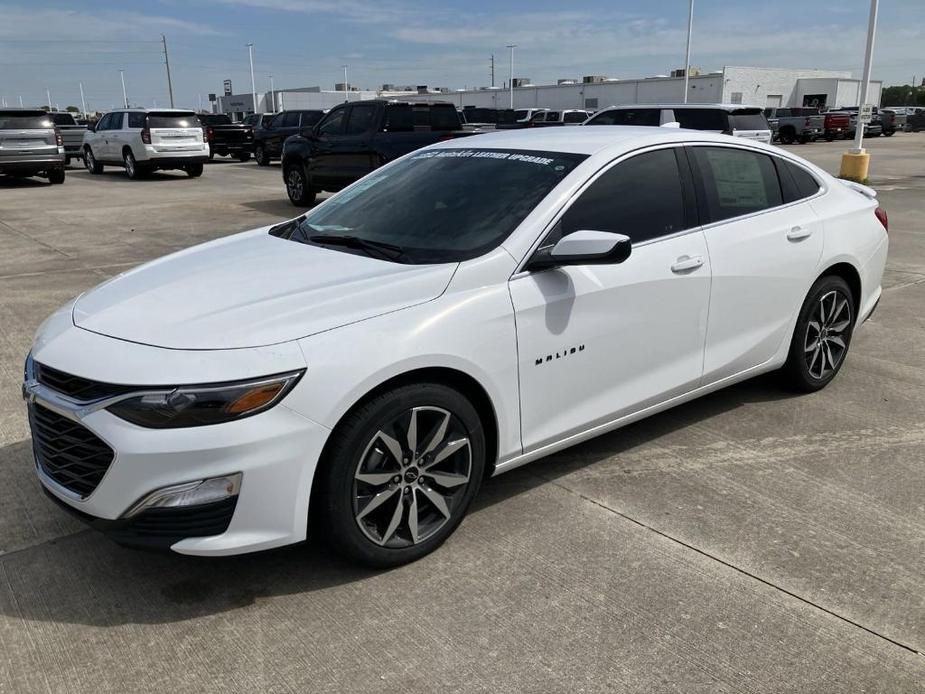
186 163 204 178
781 275 855 393
318 383 486 567
237 152 252 162
779 128 796 145
825 134 835 142
285 164 317 206
883 130 894 137
47 167 65 184
84 147 103 174
255 145 270 166
798 134 810 144
208 150 215 160
123 150 142 180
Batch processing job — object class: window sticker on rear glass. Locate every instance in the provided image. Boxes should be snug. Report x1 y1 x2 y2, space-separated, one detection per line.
412 150 557 166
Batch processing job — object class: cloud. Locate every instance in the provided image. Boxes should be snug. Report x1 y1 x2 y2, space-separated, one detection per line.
0 6 226 39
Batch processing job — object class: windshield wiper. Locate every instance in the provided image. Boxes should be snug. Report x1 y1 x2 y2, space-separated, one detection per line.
309 234 408 262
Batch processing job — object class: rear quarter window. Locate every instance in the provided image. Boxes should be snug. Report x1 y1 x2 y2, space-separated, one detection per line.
675 109 729 131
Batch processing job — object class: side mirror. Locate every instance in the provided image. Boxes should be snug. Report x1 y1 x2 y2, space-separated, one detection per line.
527 230 632 271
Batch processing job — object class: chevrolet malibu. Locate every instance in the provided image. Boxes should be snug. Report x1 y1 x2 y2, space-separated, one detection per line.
23 128 888 566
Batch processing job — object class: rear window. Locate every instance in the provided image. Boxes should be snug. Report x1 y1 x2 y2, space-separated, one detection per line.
675 109 729 131
410 105 461 131
200 114 232 125
514 110 529 120
587 109 660 126
147 112 200 129
0 112 53 129
49 113 77 126
545 112 560 121
729 110 770 131
385 105 415 132
563 111 587 123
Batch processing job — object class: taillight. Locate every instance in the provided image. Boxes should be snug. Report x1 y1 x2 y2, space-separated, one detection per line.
205 126 214 142
874 206 888 232
54 129 63 146
141 128 151 144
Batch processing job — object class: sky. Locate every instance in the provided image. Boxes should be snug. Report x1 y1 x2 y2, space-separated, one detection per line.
0 0 922 111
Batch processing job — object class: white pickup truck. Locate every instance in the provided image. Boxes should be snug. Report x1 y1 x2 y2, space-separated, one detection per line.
48 112 87 164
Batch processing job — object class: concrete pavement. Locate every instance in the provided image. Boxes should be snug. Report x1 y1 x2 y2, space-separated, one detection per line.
0 138 923 693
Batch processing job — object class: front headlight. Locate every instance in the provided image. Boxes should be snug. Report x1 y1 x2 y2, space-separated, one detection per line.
106 370 304 429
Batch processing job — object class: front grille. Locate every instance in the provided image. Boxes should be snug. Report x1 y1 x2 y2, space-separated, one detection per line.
34 362 136 402
28 403 114 498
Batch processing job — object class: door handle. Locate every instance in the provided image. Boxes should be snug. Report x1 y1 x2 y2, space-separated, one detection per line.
671 255 704 273
786 226 813 241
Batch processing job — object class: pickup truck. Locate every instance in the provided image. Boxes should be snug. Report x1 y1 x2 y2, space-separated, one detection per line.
199 113 255 161
763 107 824 144
253 110 325 165
280 99 472 205
830 107 883 138
0 109 66 183
48 112 87 164
821 111 851 140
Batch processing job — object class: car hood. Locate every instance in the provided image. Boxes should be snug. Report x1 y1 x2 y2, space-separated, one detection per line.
72 227 457 350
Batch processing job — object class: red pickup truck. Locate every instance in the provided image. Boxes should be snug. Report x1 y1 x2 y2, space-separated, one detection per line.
822 112 851 141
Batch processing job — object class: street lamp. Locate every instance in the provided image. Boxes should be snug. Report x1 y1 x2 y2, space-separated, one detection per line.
839 0 879 182
343 65 349 102
683 0 694 104
247 43 257 115
506 44 516 108
119 70 128 108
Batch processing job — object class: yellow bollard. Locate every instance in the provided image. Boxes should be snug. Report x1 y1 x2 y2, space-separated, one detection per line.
839 150 870 183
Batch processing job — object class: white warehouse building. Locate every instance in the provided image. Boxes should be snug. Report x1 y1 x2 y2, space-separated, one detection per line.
413 66 882 112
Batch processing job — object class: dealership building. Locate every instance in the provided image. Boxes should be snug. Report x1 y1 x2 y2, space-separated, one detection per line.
214 66 882 119
412 66 883 112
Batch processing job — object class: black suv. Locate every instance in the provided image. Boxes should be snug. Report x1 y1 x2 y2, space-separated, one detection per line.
252 110 325 166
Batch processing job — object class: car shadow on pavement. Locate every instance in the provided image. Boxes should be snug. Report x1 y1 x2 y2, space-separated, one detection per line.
0 176 52 189
0 373 794 627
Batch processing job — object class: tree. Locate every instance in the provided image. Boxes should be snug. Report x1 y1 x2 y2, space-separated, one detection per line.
881 84 925 107
65 105 79 112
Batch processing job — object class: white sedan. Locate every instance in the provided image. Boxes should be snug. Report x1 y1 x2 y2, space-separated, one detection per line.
23 127 888 566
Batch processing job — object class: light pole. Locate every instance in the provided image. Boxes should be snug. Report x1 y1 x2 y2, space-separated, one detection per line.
839 0 879 182
119 70 128 108
343 65 349 102
269 74 275 111
247 43 257 114
506 44 516 108
79 82 87 117
46 87 52 111
683 0 694 103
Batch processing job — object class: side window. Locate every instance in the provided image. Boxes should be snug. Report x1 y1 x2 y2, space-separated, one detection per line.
109 113 124 130
281 111 300 128
563 111 587 123
345 104 377 135
776 158 821 203
675 109 728 132
545 111 560 122
317 108 346 136
692 147 783 222
588 109 660 126
127 112 146 128
559 148 688 244
95 113 112 131
269 113 286 128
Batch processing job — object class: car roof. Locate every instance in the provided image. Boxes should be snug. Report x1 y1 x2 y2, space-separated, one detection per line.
430 125 772 156
0 109 48 116
600 103 762 112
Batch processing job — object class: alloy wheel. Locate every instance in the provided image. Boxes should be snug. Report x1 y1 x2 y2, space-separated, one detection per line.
125 152 135 177
804 289 852 380
352 406 471 548
286 168 304 200
84 150 95 171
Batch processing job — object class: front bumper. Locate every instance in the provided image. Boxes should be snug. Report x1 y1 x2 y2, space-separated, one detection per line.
25 320 330 556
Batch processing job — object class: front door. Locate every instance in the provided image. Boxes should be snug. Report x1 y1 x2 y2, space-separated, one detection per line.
510 147 712 452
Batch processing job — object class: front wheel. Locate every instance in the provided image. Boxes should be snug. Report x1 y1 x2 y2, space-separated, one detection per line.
285 164 316 206
237 152 252 162
883 130 894 137
781 275 855 392
318 383 486 567
255 145 269 166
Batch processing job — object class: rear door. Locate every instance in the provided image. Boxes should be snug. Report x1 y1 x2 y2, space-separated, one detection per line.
306 106 348 186
145 111 203 153
690 145 823 382
0 111 57 163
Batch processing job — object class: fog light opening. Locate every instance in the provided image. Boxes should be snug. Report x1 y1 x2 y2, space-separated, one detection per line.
123 473 242 518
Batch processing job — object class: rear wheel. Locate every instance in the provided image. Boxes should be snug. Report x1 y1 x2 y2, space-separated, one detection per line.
123 150 142 179
781 275 855 392
318 383 485 567
285 164 316 206
779 128 796 145
237 152 252 162
84 147 103 174
883 130 894 137
255 145 269 166
47 167 65 184
186 163 204 178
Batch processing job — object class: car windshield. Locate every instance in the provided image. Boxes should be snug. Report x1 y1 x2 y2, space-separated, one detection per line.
274 148 586 264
